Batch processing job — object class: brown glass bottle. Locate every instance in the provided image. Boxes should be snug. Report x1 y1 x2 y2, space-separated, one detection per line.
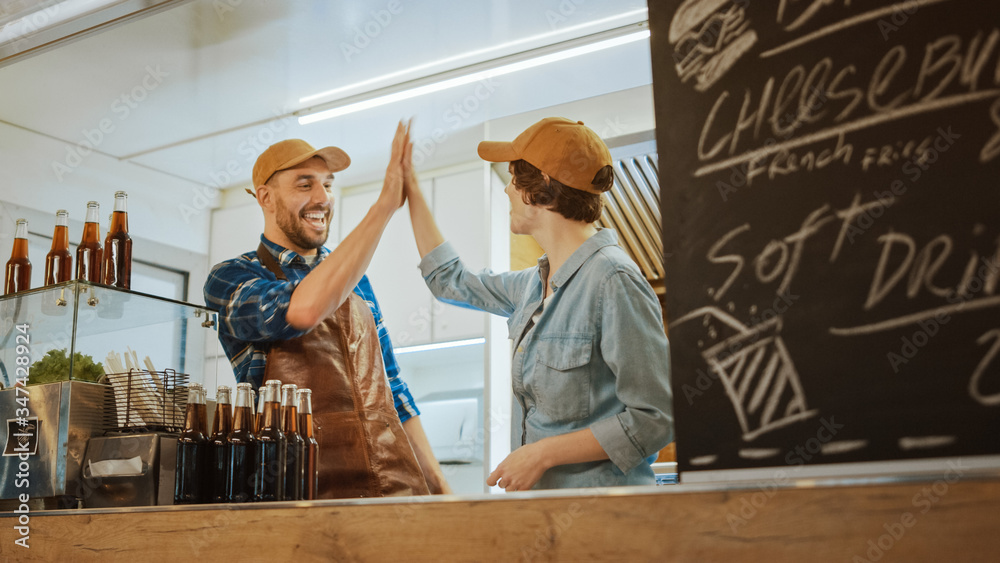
297 388 319 500
280 384 304 501
253 380 285 502
205 386 233 504
227 383 257 503
75 201 103 283
175 384 207 504
103 191 132 288
4 219 31 295
44 210 73 285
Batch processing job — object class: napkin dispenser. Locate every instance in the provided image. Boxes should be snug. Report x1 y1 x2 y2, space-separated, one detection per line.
80 433 167 508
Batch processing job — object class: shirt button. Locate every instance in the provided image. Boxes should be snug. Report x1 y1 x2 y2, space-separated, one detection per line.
517 346 524 353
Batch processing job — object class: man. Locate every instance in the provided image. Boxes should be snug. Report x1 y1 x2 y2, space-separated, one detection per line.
204 123 450 497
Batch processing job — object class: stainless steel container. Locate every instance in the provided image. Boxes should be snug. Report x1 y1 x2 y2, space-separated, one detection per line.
0 381 109 505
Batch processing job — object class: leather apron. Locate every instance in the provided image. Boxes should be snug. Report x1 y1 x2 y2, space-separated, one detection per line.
257 244 429 498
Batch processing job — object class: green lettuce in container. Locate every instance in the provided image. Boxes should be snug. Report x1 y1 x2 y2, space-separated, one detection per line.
28 349 104 385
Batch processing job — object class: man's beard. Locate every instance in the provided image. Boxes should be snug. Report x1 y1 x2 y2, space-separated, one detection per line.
275 196 330 251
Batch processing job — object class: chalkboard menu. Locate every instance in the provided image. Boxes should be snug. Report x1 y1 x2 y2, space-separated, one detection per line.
649 0 1000 473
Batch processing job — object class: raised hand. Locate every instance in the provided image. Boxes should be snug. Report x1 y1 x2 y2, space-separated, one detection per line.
379 120 407 211
402 118 421 198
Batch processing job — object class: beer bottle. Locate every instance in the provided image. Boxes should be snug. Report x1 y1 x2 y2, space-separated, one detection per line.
4 219 31 295
253 380 285 501
297 388 319 500
44 210 73 286
103 191 132 289
280 384 304 501
175 383 207 504
254 385 266 434
227 383 257 503
75 201 103 283
205 385 233 503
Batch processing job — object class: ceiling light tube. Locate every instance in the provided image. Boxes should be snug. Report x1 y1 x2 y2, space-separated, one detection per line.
299 8 649 105
298 26 649 126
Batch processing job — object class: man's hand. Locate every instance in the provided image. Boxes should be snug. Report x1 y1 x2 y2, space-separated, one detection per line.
402 118 421 198
378 120 408 211
487 441 552 492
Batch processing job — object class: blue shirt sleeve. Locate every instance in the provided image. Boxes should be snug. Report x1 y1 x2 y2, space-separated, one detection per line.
419 241 532 318
204 256 309 343
590 269 674 473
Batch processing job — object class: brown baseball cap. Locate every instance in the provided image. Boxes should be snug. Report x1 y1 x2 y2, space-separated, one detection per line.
477 117 612 194
247 139 351 196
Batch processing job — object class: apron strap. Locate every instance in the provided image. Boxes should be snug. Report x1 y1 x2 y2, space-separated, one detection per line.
256 242 288 281
256 242 288 357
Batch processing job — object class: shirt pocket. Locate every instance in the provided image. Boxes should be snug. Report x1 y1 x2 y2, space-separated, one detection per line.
534 335 593 423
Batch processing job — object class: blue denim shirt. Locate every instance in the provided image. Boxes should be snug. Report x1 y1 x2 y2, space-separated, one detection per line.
420 229 673 489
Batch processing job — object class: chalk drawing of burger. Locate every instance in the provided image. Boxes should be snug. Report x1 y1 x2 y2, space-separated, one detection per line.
669 0 757 92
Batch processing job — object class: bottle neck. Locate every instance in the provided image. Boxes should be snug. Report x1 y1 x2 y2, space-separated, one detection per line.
50 225 69 251
232 405 254 432
262 400 281 431
108 211 129 234
81 221 101 243
299 412 315 439
13 221 27 240
85 205 100 224
183 402 203 435
282 405 298 433
211 402 232 436
233 387 253 432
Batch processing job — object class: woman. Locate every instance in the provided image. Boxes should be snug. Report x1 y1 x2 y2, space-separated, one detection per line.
403 117 673 490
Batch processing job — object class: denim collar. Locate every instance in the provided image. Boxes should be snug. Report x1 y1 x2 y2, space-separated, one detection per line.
259 234 330 268
537 228 619 291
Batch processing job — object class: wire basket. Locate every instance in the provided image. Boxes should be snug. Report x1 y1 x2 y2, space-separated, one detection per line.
102 369 190 433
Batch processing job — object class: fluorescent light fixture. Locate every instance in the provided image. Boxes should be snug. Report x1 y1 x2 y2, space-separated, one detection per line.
394 337 486 355
298 28 650 126
299 8 648 105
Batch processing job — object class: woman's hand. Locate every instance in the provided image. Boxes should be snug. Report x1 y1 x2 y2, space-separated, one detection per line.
400 118 446 257
487 441 552 492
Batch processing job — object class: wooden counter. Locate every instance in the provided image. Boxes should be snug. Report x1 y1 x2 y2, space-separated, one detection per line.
2 476 999 562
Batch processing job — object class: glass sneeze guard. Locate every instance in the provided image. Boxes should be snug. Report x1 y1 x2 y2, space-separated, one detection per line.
0 280 217 390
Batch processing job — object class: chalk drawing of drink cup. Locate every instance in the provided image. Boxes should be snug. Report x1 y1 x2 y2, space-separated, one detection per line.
674 307 817 441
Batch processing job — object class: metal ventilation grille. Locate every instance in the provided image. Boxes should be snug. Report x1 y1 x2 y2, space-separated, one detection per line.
600 135 663 290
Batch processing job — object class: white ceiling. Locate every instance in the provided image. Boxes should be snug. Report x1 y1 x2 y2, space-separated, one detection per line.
0 0 655 253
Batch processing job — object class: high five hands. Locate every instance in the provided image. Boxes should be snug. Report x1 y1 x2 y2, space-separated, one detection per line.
381 119 410 211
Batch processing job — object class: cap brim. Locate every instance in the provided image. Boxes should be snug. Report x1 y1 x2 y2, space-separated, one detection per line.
477 141 519 163
277 146 351 176
315 146 351 173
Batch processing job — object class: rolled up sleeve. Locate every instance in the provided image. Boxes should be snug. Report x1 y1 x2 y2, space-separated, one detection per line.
591 270 674 473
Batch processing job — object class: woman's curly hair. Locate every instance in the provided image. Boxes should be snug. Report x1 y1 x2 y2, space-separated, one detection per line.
510 160 613 223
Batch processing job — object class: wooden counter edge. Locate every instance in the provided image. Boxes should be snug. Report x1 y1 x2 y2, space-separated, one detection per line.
2 477 999 562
